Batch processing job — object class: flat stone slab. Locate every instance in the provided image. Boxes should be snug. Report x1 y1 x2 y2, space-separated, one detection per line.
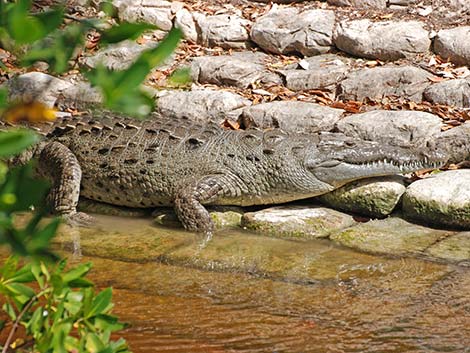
195 13 251 49
157 89 251 122
335 110 443 146
250 8 335 56
278 54 350 91
7 72 72 107
334 19 430 61
319 176 406 218
191 52 281 88
241 206 357 240
337 66 433 102
330 216 455 256
426 232 470 263
403 170 470 229
239 101 344 134
434 27 470 66
424 79 470 108
327 0 387 7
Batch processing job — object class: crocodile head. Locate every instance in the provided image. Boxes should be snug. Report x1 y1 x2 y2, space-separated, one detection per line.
304 133 447 188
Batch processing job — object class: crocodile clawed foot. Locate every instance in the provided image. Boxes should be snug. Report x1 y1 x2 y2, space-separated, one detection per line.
61 211 95 227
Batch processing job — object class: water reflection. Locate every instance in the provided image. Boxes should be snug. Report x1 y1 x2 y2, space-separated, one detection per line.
51 215 470 353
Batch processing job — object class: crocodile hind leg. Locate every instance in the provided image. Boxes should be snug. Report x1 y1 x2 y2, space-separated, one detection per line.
173 176 226 234
37 141 92 226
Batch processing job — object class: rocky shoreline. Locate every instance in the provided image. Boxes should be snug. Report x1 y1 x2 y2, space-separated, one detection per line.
4 0 470 263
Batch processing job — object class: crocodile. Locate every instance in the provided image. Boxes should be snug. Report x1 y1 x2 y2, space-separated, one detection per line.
6 112 446 233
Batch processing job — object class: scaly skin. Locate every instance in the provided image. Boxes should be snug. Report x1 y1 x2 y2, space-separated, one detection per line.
5 112 447 233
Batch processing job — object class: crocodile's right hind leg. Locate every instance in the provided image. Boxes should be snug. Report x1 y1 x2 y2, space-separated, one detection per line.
37 141 93 226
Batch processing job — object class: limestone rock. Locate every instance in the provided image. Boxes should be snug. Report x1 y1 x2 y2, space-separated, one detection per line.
337 66 433 102
191 52 281 88
239 101 344 134
157 89 251 123
403 170 470 229
330 216 455 256
424 78 470 108
434 27 470 66
334 19 430 61
335 110 442 146
81 40 158 70
319 176 406 218
195 13 251 49
327 0 387 8
113 0 183 31
250 8 335 56
426 232 470 263
241 206 356 240
7 72 72 107
434 122 470 163
278 54 350 91
175 8 198 42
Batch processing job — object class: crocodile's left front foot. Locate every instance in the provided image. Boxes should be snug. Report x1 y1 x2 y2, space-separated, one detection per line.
61 211 95 227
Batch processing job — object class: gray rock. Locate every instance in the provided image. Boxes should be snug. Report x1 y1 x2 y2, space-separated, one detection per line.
278 54 350 91
239 101 344 133
319 176 406 218
195 13 251 49
113 0 183 31
336 110 443 146
435 122 470 163
157 89 251 122
424 78 470 108
175 8 198 42
250 8 335 56
60 82 103 106
81 40 157 70
337 66 433 102
330 216 455 256
7 72 72 107
191 51 282 88
241 206 356 240
434 27 470 66
426 232 470 262
334 19 430 61
327 0 387 8
403 170 470 229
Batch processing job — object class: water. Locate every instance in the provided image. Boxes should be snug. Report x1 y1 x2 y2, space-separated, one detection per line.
33 215 470 352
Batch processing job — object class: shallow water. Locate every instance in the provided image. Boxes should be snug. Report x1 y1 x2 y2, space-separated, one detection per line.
49 215 470 352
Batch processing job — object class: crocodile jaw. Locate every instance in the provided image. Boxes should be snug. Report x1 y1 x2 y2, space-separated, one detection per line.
312 158 445 188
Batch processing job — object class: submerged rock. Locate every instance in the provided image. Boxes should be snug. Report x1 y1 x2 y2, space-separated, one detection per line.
403 170 470 229
330 216 455 256
241 206 356 240
426 232 470 263
320 176 406 218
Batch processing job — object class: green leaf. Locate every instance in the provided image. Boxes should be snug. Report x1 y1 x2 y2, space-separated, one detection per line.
87 287 113 318
9 262 34 283
85 332 105 353
3 302 16 321
62 263 92 285
51 322 72 353
0 130 38 157
136 27 182 69
0 87 8 110
33 7 64 36
167 67 191 87
27 218 60 253
0 256 19 280
100 22 157 44
22 23 85 73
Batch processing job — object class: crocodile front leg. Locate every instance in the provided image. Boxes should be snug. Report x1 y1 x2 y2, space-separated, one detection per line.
37 141 92 225
173 176 226 234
